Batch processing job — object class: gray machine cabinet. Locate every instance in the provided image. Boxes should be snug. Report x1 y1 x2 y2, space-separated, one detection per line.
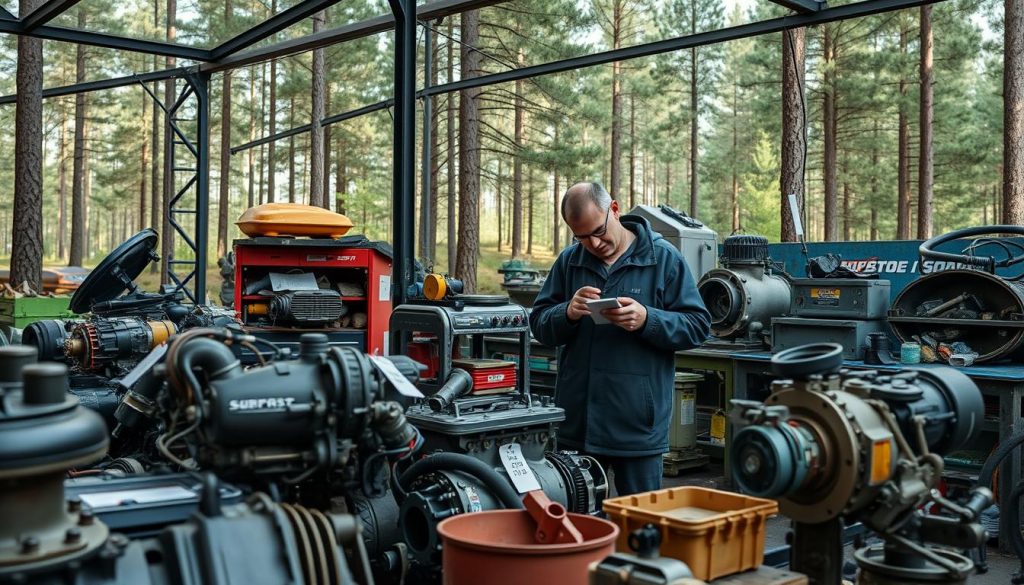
771 317 887 360
790 278 891 320
628 204 717 279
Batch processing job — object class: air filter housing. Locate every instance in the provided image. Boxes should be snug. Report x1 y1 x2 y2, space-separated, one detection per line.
722 235 770 267
269 290 345 325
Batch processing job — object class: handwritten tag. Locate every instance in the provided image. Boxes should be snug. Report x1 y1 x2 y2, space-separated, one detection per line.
499 443 541 494
368 355 424 398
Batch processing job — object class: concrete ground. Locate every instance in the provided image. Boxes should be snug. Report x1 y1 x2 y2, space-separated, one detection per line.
612 461 1021 584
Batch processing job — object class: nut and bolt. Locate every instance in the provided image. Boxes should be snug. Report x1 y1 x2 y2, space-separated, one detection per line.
21 537 39 554
67 497 82 513
64 527 82 544
78 510 95 526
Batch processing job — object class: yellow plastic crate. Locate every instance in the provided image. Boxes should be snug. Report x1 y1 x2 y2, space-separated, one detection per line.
603 486 778 581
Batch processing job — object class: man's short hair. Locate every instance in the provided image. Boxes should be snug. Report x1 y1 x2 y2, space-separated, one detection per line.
561 182 612 221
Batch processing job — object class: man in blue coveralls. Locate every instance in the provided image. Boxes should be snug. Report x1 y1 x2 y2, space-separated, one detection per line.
529 182 711 495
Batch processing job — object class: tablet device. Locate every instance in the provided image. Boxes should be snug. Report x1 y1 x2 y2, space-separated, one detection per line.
586 297 621 325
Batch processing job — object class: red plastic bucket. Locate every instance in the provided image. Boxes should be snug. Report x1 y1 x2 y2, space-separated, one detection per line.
438 510 619 585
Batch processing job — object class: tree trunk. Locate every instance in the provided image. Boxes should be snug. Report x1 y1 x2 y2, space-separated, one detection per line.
139 91 148 232
455 9 481 292
731 81 740 231
12 0 44 288
897 17 912 238
527 167 535 256
161 0 177 283
918 5 934 237
1006 0 1024 222
689 44 698 217
822 25 838 241
609 0 623 200
870 120 880 240
780 28 806 242
309 10 327 208
493 157 497 252
629 93 636 208
70 9 88 268
267 0 278 203
217 14 233 258
429 23 440 261
336 136 346 213
446 19 457 271
553 126 560 252
512 46 525 258
58 101 68 261
247 66 256 209
323 84 332 208
288 96 296 203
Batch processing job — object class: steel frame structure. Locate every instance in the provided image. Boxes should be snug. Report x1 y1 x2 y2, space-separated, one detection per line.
0 0 941 309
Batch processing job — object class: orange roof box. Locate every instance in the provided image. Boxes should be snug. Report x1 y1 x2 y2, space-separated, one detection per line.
236 203 355 238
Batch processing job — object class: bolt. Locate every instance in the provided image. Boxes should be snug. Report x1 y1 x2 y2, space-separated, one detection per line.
21 537 39 554
65 527 82 544
78 510 95 526
67 497 82 513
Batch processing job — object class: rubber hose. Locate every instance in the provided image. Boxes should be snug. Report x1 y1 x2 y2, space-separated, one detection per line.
1007 479 1024 580
398 452 525 510
177 337 241 383
978 431 1024 490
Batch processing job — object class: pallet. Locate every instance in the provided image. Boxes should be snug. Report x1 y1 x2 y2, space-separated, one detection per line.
662 449 710 476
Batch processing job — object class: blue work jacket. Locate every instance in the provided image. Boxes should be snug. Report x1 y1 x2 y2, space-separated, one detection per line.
529 215 711 456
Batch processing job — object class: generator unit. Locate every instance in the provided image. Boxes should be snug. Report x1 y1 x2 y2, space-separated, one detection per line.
628 204 717 279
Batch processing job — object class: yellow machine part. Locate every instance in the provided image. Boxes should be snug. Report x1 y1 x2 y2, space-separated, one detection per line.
423 274 448 301
236 203 355 239
148 320 177 346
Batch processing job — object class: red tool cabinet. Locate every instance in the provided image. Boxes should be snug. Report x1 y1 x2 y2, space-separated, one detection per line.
233 236 393 355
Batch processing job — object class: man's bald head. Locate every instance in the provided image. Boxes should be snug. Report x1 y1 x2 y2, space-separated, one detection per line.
561 182 612 222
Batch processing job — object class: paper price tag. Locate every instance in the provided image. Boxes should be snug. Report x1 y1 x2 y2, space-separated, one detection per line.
368 355 424 398
499 443 541 494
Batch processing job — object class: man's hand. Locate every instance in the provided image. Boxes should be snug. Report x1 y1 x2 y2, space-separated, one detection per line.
566 286 602 322
602 297 648 332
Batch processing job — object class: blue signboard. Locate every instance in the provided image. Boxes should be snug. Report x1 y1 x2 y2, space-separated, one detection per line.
761 239 1024 297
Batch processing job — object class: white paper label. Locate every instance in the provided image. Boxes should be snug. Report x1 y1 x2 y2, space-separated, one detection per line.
379 275 392 302
79 486 197 510
368 355 424 398
499 443 541 494
680 397 695 426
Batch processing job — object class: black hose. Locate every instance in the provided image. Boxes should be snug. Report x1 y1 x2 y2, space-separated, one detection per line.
398 452 525 510
974 430 1024 573
1008 479 1024 582
177 337 241 384
978 431 1024 491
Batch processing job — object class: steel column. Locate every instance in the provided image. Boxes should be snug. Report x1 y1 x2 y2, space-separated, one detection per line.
389 0 416 349
193 72 210 303
419 24 433 266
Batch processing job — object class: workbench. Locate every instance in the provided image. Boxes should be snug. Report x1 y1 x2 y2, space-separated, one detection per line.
732 352 1023 553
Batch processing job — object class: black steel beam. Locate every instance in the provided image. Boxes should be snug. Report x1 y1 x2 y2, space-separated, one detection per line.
0 19 213 60
0 5 16 20
237 0 941 152
21 0 84 32
767 0 825 14
423 0 939 97
209 0 345 60
203 0 505 73
231 99 392 153
0 67 189 105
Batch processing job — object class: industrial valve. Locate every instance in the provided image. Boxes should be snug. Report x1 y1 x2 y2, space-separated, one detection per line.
730 343 990 585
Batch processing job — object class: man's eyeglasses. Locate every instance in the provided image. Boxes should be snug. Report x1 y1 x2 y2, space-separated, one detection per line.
572 208 610 242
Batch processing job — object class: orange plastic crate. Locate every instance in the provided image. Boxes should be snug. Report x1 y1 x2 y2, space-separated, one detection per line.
603 486 778 581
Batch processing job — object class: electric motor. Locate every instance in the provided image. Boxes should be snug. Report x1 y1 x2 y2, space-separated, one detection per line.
697 235 791 342
63 317 176 375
